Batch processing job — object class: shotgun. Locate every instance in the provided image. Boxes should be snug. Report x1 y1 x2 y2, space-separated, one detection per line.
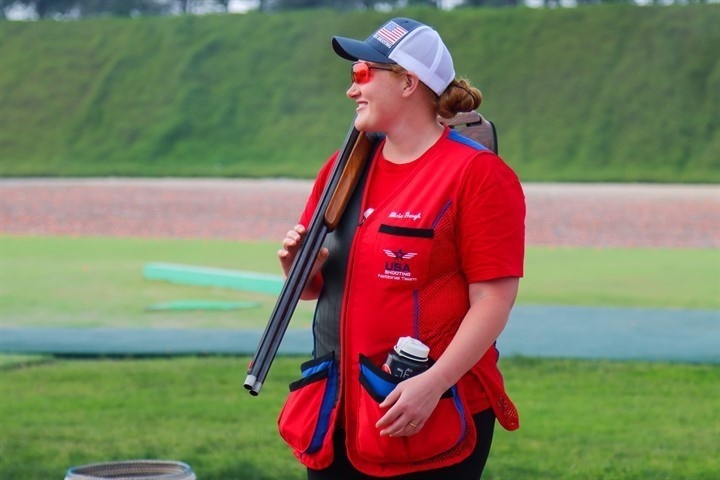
244 117 375 396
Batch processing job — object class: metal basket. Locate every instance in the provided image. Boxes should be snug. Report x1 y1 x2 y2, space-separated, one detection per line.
65 460 196 480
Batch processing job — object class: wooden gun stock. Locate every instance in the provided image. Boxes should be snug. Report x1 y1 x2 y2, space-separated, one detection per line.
325 132 373 230
244 119 375 396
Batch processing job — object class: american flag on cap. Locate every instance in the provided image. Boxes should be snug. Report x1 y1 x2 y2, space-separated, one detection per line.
374 21 408 48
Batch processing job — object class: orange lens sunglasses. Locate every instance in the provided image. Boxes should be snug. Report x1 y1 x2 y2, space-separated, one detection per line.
351 61 395 84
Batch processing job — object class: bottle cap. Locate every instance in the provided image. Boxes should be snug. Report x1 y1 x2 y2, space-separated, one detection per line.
394 336 430 362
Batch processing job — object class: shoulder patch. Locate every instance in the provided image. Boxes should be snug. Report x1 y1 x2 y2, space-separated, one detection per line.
448 129 490 152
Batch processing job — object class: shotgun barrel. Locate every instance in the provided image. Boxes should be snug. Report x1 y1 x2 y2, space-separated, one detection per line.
244 118 373 396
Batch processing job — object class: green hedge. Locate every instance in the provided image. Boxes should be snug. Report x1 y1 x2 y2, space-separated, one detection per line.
0 5 718 181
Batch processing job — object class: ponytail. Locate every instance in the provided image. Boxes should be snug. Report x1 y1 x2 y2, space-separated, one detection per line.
437 78 482 119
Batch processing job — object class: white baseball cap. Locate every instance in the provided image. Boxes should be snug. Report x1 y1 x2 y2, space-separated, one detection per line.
332 17 456 96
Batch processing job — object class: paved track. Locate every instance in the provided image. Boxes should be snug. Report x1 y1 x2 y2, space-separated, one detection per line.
3 306 717 363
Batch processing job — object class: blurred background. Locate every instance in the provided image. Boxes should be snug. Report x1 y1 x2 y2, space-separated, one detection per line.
0 0 718 181
0 1 718 479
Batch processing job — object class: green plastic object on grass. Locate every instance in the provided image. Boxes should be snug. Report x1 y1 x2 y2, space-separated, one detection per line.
144 263 283 295
146 300 261 312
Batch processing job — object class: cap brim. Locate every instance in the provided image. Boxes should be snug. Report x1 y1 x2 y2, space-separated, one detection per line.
332 36 394 64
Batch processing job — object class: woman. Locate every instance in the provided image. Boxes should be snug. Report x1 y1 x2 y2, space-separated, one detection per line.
276 17 525 480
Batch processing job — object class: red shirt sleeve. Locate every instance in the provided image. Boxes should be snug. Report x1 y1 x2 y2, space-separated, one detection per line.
456 151 526 283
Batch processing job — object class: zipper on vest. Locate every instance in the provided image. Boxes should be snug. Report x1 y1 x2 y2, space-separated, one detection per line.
338 217 365 429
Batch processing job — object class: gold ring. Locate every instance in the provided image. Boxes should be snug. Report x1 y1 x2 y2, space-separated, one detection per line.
408 422 417 428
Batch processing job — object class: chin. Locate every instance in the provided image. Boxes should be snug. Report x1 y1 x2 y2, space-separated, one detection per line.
354 113 378 133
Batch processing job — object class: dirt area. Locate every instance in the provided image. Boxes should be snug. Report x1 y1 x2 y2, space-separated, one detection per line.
1 178 717 248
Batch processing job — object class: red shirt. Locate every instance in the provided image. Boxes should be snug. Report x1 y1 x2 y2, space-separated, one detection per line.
288 127 525 475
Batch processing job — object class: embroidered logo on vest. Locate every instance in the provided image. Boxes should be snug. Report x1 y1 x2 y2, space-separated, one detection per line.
379 249 418 281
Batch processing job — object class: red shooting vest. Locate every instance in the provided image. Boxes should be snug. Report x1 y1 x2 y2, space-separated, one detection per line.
278 129 523 477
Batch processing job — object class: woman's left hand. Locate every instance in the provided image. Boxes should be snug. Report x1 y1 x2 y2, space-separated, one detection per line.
375 370 447 437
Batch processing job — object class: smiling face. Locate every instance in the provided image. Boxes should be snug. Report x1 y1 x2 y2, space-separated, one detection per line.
346 61 407 133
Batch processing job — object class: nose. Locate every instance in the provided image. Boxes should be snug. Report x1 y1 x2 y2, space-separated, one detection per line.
347 82 360 99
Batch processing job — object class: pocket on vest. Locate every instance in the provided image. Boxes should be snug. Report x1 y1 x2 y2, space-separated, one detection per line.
278 352 338 455
354 354 466 463
374 224 434 289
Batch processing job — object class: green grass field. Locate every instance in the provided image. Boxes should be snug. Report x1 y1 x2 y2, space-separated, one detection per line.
0 235 716 330
1 235 718 479
1 356 718 479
